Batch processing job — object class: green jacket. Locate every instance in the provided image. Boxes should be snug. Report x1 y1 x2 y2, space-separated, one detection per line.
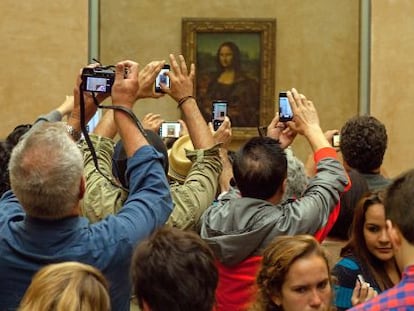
80 134 222 231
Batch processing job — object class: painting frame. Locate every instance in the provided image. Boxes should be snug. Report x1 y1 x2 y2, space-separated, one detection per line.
182 18 276 139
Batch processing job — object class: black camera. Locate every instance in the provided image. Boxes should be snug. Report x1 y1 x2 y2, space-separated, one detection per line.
81 67 115 93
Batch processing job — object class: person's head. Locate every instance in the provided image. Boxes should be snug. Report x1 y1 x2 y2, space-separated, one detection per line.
233 136 287 201
342 190 395 290
18 262 110 311
340 115 387 174
9 122 84 219
6 124 32 147
384 169 414 268
112 129 169 188
328 169 369 240
131 226 218 311
216 41 241 72
252 235 333 311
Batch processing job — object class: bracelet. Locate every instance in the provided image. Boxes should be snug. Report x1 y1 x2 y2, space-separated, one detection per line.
177 95 196 108
65 124 82 142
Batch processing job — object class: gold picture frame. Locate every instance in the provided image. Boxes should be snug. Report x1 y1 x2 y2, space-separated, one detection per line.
182 18 276 139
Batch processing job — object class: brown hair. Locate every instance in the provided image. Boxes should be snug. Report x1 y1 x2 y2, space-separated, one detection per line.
340 190 397 291
18 262 110 311
250 235 332 311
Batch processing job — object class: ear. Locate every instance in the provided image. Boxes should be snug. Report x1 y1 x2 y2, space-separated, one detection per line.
142 301 151 311
79 176 86 200
386 219 402 250
281 177 288 195
270 293 282 307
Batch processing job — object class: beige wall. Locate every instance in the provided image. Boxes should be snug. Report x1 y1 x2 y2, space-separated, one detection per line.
100 0 360 161
371 0 414 178
0 1 88 137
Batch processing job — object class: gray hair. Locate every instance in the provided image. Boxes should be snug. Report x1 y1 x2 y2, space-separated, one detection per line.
9 122 83 219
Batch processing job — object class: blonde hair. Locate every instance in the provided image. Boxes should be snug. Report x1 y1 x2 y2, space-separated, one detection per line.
18 262 110 311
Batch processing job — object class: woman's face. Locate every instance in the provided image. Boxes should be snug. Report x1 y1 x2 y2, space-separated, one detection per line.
363 203 394 261
272 254 332 311
219 45 234 68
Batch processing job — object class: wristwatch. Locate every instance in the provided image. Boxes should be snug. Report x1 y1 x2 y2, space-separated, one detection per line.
65 124 82 141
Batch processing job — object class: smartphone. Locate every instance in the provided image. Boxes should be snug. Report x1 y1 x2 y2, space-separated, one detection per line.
279 92 293 122
332 133 341 147
155 64 171 93
159 121 181 138
357 274 366 285
212 100 228 131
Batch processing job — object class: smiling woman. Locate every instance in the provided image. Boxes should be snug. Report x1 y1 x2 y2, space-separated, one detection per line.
332 191 401 311
249 235 334 311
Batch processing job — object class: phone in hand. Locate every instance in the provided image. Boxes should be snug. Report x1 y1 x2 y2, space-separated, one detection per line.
155 64 171 93
279 92 293 122
159 121 181 138
357 274 366 286
332 133 341 147
212 100 228 131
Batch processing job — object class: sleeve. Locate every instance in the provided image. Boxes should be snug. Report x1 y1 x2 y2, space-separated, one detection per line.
81 134 127 222
167 145 222 230
97 145 173 243
332 257 361 311
278 147 350 236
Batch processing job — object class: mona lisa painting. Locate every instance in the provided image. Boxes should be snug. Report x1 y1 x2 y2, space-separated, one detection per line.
182 18 276 138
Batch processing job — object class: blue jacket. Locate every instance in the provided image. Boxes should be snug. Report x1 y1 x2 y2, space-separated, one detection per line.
0 145 173 311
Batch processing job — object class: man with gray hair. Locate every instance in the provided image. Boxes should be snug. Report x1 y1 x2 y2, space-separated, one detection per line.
0 60 173 310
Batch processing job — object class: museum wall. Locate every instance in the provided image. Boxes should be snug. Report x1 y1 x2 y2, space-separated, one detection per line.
100 0 360 162
2 1 411 178
0 1 88 137
371 0 414 177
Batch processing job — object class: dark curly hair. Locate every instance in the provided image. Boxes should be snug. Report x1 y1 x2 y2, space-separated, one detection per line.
340 115 387 174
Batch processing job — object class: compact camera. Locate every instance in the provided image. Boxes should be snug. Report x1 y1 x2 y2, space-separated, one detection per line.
81 66 115 93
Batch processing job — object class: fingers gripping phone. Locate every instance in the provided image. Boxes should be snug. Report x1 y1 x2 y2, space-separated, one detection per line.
279 92 293 122
155 64 171 93
159 122 181 138
212 100 228 131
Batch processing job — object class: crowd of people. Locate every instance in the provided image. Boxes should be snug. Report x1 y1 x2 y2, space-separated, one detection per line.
0 54 412 311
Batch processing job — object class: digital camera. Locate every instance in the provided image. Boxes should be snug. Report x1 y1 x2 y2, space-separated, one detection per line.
81 66 115 93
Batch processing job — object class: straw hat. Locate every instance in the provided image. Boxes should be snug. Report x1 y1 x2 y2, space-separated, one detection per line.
168 135 194 183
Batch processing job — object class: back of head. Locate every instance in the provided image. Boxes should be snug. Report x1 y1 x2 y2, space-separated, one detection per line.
252 235 330 311
112 129 169 188
385 168 414 244
340 115 387 173
233 136 286 200
329 169 369 240
9 122 83 219
131 226 218 311
18 262 110 311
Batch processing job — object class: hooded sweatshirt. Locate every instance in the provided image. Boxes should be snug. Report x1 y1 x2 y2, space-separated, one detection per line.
200 147 349 311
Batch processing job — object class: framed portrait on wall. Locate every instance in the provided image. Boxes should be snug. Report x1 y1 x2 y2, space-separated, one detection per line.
182 18 276 139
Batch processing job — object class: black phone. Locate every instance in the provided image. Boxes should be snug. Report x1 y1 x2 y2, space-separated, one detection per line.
159 121 181 138
279 92 293 122
212 100 228 131
332 133 341 147
155 64 171 93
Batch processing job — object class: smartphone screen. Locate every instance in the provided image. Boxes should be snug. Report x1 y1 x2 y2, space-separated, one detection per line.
159 122 181 138
212 100 228 131
332 133 341 147
155 64 171 93
279 92 293 122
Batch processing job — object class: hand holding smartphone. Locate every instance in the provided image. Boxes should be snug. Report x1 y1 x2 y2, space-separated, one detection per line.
212 100 228 131
279 92 293 122
155 64 171 93
332 133 341 148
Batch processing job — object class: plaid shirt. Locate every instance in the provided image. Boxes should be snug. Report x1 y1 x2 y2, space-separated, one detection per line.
349 265 414 311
